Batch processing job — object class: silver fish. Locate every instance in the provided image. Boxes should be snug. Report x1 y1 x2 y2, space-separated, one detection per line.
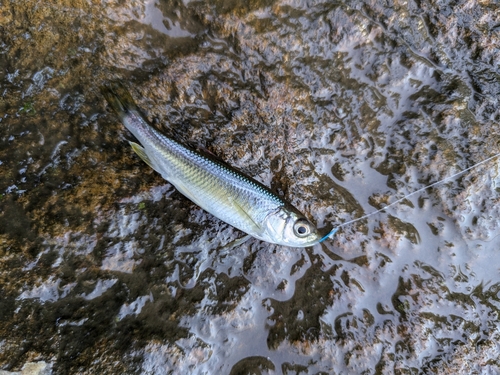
102 87 322 247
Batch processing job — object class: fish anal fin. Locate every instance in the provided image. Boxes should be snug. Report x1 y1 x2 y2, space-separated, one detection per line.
129 141 154 169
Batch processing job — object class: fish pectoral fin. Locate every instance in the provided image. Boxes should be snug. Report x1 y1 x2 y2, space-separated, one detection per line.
129 141 154 169
228 196 262 234
172 179 200 206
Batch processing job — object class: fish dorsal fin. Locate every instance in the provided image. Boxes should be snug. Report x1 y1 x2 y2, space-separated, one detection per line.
196 146 230 166
129 141 154 169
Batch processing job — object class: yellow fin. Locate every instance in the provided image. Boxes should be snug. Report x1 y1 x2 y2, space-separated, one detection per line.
129 141 153 169
228 196 262 233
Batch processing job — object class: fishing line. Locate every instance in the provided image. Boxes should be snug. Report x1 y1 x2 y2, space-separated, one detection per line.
319 151 500 242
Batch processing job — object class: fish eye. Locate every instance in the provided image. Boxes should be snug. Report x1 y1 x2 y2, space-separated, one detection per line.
293 219 312 237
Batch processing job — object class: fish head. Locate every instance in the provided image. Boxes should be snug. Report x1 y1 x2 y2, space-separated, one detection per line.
263 206 321 247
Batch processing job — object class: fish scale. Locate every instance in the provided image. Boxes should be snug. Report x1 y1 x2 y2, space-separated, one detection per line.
102 86 322 247
149 132 285 232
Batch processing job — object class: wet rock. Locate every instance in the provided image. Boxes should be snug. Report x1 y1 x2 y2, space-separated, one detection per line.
1 0 500 373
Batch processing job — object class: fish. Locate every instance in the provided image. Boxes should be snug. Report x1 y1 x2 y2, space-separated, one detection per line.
101 86 323 247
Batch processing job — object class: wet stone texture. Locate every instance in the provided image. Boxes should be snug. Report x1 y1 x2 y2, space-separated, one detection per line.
1 0 500 374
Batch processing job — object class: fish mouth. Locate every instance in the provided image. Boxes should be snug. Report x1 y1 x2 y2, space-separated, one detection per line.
303 232 324 247
283 230 323 247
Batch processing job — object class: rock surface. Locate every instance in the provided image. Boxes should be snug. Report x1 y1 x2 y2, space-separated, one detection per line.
1 0 499 373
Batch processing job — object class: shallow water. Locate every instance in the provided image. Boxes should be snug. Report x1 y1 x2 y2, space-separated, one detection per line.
1 0 500 373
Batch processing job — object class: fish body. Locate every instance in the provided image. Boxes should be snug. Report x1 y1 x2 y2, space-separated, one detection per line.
102 87 321 247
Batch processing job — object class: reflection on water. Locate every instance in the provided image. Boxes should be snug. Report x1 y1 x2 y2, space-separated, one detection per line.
1 0 500 373
105 0 194 38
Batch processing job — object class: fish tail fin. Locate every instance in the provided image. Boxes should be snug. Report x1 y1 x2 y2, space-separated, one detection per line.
101 84 138 119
